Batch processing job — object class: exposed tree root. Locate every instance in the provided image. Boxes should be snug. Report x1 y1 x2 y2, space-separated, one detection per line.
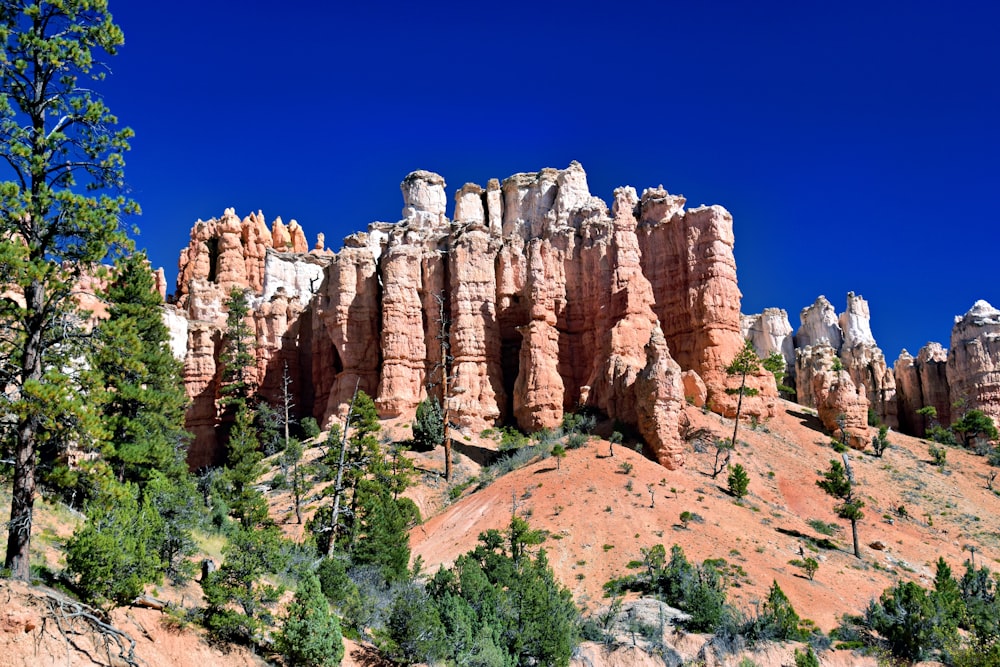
33 589 139 667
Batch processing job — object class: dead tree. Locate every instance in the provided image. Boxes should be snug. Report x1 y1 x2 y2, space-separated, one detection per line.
325 379 360 557
433 293 455 481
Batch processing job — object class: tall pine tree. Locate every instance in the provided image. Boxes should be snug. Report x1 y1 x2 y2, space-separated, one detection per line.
0 0 137 579
91 252 190 484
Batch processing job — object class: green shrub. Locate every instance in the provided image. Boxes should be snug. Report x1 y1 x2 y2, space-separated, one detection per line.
794 646 820 667
929 444 947 468
277 571 344 667
727 464 750 499
412 396 444 449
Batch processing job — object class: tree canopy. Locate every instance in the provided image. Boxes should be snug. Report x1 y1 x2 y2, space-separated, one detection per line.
1 0 136 580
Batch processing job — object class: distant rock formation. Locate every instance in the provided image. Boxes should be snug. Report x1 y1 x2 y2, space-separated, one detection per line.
741 308 795 389
947 300 1000 426
892 301 1000 436
168 163 779 468
894 343 950 437
744 292 894 441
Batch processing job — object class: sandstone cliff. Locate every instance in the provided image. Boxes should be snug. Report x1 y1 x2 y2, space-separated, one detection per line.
169 163 779 468
947 300 1000 427
894 343 950 437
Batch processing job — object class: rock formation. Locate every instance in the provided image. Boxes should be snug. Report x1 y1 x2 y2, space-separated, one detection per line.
167 163 778 468
894 343 950 437
947 300 1000 428
635 327 686 469
169 209 332 466
799 344 870 449
789 293 895 428
742 308 795 388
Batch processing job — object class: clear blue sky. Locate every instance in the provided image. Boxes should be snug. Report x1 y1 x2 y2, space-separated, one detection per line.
103 1 999 362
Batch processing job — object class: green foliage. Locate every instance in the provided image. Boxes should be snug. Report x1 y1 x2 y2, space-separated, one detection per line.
301 417 322 440
0 0 136 579
727 463 750 499
762 352 794 396
725 340 763 393
868 581 940 661
870 425 890 457
838 558 1000 663
816 459 864 558
551 443 566 470
831 357 844 372
712 438 735 479
618 461 634 475
349 488 420 584
928 423 958 446
679 511 693 528
917 405 938 421
145 472 199 583
277 571 344 667
202 524 289 645
561 410 596 435
605 544 735 634
65 481 163 608
953 409 999 449
807 518 839 536
745 580 805 643
412 396 443 449
929 443 948 468
802 557 819 580
219 287 257 408
91 252 191 487
497 426 531 451
867 406 880 427
794 646 820 667
222 403 268 527
316 557 359 609
381 516 580 666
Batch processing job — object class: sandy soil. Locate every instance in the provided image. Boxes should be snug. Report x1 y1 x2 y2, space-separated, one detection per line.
411 400 1000 634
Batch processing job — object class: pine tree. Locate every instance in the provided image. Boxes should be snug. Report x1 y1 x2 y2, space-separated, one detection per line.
725 339 762 451
145 471 199 583
219 286 257 410
277 571 344 667
0 0 136 580
412 396 443 449
65 481 163 608
817 458 865 558
91 252 190 484
202 523 288 645
222 403 268 528
727 463 750 498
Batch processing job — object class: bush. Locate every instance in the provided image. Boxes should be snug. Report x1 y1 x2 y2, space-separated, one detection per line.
277 571 344 666
301 417 321 440
65 482 163 609
727 464 749 499
929 444 947 468
794 646 820 667
412 397 443 449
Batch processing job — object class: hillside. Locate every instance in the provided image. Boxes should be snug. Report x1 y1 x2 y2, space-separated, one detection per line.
410 401 1000 642
2 398 999 665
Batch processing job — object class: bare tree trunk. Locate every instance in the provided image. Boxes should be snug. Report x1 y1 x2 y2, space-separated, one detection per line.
730 370 747 447
326 379 359 557
436 294 453 481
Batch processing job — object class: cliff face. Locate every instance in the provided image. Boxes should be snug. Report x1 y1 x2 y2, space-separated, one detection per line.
170 163 778 469
947 300 1000 426
745 292 895 447
894 343 950 437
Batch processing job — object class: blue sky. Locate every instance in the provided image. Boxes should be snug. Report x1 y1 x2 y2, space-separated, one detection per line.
103 1 999 361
